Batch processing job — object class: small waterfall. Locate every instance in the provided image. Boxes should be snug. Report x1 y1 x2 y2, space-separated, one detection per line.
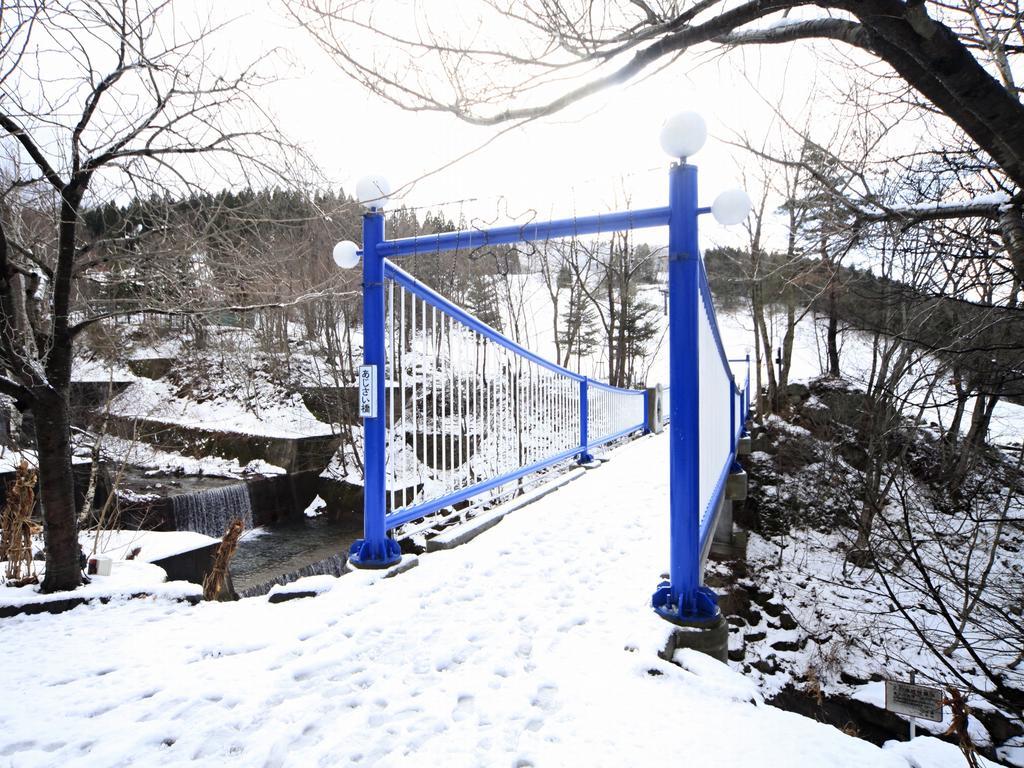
236 554 346 599
171 484 254 538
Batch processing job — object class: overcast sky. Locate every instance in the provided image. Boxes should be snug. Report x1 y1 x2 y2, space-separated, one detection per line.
226 3 836 251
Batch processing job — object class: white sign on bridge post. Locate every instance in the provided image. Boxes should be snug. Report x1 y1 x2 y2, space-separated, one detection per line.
359 365 377 419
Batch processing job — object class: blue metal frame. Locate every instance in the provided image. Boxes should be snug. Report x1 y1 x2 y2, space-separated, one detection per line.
377 208 671 258
650 163 719 624
349 212 402 568
348 160 751 631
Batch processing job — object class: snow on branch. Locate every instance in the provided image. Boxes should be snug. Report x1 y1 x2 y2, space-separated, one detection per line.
68 289 358 338
714 17 867 47
856 193 1013 224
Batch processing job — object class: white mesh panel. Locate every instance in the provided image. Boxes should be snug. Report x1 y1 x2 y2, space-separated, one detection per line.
697 285 733 528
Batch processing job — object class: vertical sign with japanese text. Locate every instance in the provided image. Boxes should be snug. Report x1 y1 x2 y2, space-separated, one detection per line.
359 364 377 419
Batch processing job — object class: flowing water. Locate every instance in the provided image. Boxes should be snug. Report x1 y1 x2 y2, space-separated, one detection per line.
171 484 254 538
230 515 363 597
236 553 348 598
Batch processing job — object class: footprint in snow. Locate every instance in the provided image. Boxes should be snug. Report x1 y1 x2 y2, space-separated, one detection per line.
531 684 559 712
453 694 475 722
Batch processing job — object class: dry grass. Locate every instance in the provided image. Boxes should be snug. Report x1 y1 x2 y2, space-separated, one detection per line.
944 688 982 768
1 461 39 586
202 518 244 601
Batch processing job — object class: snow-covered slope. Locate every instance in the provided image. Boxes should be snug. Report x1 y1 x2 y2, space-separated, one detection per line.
1 432 981 767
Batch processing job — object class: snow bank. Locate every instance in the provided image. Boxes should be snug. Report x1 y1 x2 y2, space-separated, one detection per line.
0 448 91 474
71 357 137 383
884 736 1001 767
100 435 287 478
266 574 337 599
108 377 334 438
83 530 220 563
0 560 199 609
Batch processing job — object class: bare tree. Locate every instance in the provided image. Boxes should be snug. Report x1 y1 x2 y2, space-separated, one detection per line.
287 1 1024 192
0 1 299 592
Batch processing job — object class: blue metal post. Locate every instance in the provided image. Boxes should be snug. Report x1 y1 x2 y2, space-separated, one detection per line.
578 377 594 464
652 162 719 624
643 389 652 435
349 211 402 569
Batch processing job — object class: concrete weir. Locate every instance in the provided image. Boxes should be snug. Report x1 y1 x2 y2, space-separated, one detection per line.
172 484 254 538
103 414 342 474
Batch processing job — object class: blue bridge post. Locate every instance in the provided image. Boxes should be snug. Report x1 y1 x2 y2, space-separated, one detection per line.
578 377 594 464
349 211 402 569
652 162 719 624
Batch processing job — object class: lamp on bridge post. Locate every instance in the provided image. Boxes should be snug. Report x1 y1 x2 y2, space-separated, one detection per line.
652 112 751 628
335 175 403 569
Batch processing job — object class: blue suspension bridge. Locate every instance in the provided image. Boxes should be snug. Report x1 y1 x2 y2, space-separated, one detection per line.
338 113 752 628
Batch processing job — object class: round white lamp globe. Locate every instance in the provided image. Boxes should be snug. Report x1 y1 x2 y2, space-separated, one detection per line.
356 175 391 210
711 189 752 226
660 112 707 159
332 240 360 269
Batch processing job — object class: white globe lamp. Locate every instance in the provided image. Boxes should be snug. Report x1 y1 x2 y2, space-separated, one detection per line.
332 240 360 269
660 112 707 160
356 175 391 211
711 189 752 226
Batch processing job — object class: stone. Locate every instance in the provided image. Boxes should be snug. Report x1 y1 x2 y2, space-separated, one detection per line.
786 382 809 400
725 469 748 501
268 590 319 604
659 614 729 664
840 670 870 686
778 612 798 631
801 400 832 431
770 638 803 653
752 656 780 675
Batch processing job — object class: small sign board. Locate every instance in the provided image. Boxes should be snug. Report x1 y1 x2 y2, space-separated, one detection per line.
885 679 944 722
358 364 377 418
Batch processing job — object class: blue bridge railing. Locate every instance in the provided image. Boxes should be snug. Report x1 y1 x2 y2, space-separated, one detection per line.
377 258 646 532
347 148 751 629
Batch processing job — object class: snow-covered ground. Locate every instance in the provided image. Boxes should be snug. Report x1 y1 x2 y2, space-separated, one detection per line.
95 435 287 479
1 433 990 767
0 448 91 474
0 560 200 609
108 377 334 439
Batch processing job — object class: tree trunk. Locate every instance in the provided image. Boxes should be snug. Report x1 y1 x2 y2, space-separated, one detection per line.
944 368 969 471
35 387 82 593
778 284 796 406
753 290 777 412
826 281 841 377
998 206 1024 308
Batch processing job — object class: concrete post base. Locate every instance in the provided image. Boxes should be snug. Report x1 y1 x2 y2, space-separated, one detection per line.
659 614 729 664
645 385 664 434
709 529 748 561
